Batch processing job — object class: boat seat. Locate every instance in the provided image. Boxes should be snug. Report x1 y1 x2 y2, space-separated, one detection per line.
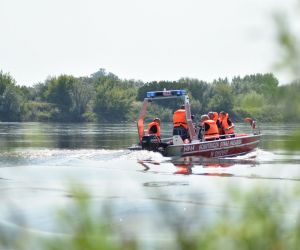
173 135 184 145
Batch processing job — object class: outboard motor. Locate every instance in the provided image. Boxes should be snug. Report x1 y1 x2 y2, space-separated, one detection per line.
141 135 161 151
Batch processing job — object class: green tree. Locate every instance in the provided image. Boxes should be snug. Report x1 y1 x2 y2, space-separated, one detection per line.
20 101 59 122
70 80 92 121
93 76 135 122
232 73 279 99
208 80 234 114
0 71 23 121
0 70 16 95
234 91 265 120
45 75 75 115
45 75 91 121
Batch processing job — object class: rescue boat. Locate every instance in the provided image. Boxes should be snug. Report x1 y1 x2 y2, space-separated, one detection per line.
129 89 261 158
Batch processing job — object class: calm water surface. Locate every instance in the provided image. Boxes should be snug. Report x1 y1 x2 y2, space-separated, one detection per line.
0 122 299 247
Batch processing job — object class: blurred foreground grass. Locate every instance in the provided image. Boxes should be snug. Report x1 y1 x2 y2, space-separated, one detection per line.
1 185 300 250
284 130 300 152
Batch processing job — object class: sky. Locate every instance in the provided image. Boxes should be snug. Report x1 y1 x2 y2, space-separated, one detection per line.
0 0 297 86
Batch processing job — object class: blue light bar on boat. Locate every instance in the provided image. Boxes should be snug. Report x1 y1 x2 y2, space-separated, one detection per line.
146 89 186 98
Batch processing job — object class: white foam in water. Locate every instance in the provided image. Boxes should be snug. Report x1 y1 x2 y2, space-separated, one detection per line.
123 150 166 163
254 148 300 162
257 148 275 156
223 150 257 160
222 149 275 162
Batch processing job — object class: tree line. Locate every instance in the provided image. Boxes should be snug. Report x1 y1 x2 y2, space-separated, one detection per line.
0 68 299 123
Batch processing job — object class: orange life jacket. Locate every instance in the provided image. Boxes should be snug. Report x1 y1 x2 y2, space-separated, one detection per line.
212 112 219 122
147 121 160 137
203 119 219 139
173 109 188 129
220 113 235 135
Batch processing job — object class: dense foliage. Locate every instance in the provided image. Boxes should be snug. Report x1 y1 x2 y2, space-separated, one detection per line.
0 69 299 122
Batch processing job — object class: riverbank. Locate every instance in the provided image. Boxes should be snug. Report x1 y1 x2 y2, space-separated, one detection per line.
1 70 300 123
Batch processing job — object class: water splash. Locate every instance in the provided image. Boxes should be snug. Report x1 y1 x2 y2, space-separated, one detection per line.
122 150 167 163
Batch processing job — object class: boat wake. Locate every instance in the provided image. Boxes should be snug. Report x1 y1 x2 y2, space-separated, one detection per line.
129 147 300 182
0 149 127 167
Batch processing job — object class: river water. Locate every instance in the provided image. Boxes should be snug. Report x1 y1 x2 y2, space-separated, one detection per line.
0 122 300 248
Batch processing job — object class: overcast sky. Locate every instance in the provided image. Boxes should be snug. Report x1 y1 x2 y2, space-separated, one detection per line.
0 0 297 86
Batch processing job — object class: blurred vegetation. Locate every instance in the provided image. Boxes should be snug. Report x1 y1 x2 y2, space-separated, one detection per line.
44 186 137 250
272 1 300 151
1 185 300 250
0 67 299 123
196 187 300 250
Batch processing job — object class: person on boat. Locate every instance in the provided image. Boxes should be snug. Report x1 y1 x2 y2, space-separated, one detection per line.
208 111 218 122
198 115 219 141
208 111 222 134
219 111 235 138
173 105 189 140
147 118 161 139
191 114 197 133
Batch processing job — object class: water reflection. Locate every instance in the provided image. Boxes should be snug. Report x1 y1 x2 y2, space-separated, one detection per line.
0 122 138 150
0 122 298 151
173 157 235 175
138 155 257 176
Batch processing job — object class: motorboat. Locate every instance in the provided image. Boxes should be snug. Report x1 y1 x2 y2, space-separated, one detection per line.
129 89 261 158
